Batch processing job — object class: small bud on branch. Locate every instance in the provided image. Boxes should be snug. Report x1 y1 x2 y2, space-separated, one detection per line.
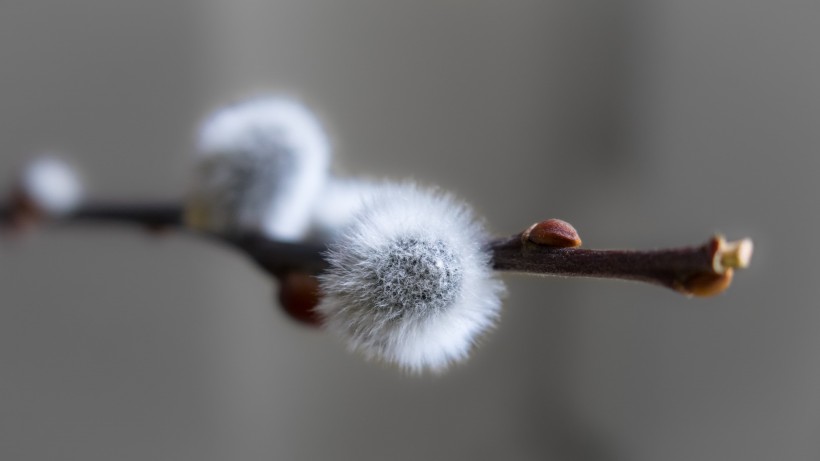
522 218 582 248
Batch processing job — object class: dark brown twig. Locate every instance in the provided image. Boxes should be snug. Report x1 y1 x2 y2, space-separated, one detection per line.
0 202 753 297
490 224 752 296
71 203 183 228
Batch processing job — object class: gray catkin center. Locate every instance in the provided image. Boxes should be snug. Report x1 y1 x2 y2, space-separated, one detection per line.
370 237 463 317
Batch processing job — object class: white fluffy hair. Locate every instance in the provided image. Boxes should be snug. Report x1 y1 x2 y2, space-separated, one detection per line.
309 177 381 240
21 156 83 216
187 96 330 240
316 183 505 373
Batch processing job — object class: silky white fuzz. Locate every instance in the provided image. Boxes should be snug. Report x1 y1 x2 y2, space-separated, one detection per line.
309 177 382 240
187 96 330 240
317 184 505 373
21 156 83 216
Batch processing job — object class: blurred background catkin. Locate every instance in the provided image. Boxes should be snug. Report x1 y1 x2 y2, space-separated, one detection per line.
0 1 817 460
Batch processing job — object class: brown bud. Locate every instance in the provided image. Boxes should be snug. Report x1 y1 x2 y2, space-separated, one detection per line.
277 272 323 326
4 188 44 234
676 269 734 297
523 219 582 248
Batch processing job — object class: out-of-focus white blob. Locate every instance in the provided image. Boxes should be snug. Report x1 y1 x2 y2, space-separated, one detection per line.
20 156 83 216
317 183 506 373
187 96 331 240
309 177 382 240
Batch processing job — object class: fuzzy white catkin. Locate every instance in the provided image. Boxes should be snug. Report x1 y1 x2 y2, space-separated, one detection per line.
187 96 330 240
21 156 83 216
316 183 506 373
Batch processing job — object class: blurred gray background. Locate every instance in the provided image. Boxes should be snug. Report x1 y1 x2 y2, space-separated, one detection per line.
0 1 817 460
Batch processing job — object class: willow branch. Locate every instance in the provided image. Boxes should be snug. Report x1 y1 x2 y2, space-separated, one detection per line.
0 202 752 296
490 228 752 296
71 203 182 228
225 234 328 277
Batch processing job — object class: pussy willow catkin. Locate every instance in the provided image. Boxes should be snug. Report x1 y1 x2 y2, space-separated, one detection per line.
187 96 330 240
317 183 505 373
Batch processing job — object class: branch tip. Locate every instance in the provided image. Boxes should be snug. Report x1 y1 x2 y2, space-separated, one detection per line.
712 236 754 273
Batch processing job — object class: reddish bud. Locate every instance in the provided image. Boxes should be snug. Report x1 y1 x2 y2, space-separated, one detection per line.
523 219 582 248
677 269 734 297
277 272 322 326
3 188 44 234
